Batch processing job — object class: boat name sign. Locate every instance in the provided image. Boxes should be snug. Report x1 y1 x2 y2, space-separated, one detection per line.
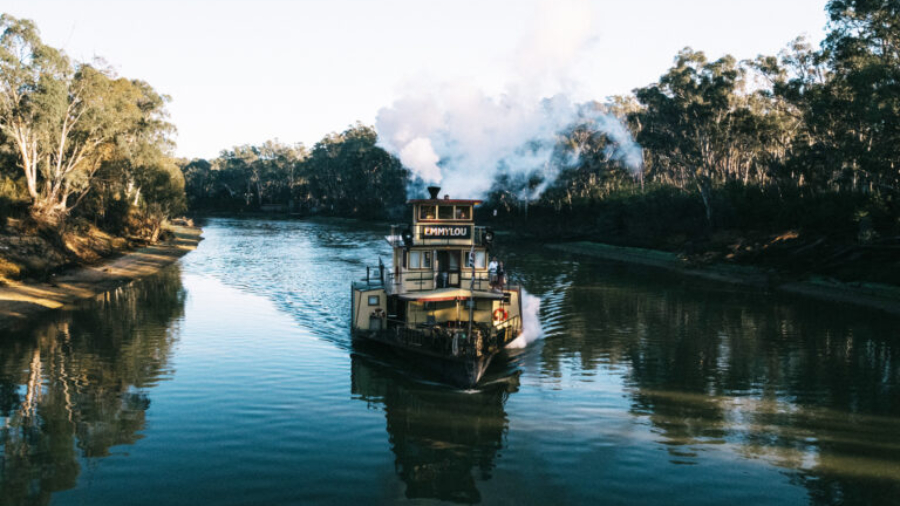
421 225 471 239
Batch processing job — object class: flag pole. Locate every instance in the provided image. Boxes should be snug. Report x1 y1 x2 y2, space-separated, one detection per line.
467 242 475 339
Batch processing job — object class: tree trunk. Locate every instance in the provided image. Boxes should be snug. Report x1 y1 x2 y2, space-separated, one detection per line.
696 179 713 225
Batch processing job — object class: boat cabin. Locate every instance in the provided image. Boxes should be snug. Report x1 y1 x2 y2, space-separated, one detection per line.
350 185 522 384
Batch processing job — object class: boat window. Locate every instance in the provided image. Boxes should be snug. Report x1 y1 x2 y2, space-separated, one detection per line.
408 251 431 269
455 206 471 220
466 250 486 269
367 295 380 306
419 205 436 220
438 206 454 219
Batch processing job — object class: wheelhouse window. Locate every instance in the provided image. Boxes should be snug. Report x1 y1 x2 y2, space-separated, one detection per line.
465 250 486 269
419 205 436 220
418 204 474 221
367 295 380 306
408 250 432 269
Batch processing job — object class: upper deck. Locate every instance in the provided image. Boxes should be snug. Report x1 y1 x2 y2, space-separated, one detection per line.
386 188 489 248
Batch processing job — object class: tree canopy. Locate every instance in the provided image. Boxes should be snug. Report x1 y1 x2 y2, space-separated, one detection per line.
0 13 184 233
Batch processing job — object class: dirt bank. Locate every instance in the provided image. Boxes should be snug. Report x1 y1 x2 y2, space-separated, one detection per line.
0 225 202 331
549 241 900 316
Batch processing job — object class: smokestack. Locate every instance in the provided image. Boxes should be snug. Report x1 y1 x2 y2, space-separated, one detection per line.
427 186 441 200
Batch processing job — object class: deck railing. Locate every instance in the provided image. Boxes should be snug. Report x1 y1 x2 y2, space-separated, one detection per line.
384 270 498 294
358 264 519 299
368 314 522 358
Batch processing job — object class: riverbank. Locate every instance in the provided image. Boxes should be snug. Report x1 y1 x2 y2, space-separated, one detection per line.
549 241 900 316
0 225 202 330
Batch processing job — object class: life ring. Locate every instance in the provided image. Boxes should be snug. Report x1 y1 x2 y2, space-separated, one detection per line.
493 307 508 322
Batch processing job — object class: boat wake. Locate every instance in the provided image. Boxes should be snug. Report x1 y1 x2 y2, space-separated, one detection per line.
507 288 544 349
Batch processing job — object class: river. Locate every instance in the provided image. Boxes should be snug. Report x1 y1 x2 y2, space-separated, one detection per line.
2 217 899 505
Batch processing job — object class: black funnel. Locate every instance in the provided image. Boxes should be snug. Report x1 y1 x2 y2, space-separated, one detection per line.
427 186 441 200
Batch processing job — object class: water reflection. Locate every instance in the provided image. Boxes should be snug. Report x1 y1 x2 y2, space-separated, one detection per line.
0 266 185 505
519 255 900 504
350 350 519 503
8 219 891 505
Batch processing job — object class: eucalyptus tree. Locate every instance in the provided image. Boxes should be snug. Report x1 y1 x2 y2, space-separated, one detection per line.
0 14 178 224
303 124 407 217
817 0 900 193
0 14 180 222
216 145 260 207
255 139 307 206
542 104 638 209
180 158 220 209
0 14 68 210
631 49 749 221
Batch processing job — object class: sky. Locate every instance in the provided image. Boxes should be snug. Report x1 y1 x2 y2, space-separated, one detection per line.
4 0 830 159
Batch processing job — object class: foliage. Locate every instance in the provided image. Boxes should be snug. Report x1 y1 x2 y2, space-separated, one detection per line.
182 125 408 220
0 14 184 234
483 1 899 253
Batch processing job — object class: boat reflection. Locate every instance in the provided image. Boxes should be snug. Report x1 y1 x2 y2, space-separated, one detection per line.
350 349 519 503
0 266 185 506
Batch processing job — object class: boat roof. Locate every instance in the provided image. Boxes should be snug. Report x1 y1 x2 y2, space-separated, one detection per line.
398 288 504 302
407 199 483 205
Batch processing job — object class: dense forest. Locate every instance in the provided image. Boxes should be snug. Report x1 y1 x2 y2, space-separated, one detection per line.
181 124 408 218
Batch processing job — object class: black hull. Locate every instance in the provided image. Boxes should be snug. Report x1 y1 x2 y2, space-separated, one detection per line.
352 332 497 388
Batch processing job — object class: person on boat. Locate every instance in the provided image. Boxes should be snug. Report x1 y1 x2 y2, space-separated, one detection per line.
497 261 506 291
488 258 499 288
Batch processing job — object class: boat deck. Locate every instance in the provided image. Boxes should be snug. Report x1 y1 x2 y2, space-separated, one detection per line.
397 287 506 301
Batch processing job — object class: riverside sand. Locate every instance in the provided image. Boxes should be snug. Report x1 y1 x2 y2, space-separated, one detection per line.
0 225 201 330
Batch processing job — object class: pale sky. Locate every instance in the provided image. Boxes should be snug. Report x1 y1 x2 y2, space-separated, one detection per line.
4 0 829 159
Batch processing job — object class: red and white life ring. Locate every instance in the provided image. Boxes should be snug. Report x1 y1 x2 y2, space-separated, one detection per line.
493 307 508 322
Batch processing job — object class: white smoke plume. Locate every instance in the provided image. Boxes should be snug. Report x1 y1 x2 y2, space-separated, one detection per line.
375 0 642 199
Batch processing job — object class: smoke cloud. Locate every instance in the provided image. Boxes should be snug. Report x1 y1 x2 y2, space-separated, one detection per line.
375 0 642 199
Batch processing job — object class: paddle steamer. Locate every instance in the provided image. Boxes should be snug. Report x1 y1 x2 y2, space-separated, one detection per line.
351 186 523 388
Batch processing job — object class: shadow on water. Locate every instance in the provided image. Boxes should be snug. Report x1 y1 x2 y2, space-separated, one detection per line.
350 345 519 504
0 266 186 506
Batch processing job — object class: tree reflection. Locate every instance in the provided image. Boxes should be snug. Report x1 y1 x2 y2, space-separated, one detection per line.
350 350 518 504
0 266 185 506
523 256 900 504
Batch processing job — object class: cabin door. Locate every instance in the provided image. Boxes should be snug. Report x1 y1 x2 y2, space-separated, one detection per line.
436 250 461 288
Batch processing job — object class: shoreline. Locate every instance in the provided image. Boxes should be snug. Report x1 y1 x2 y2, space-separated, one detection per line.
549 241 900 316
0 225 202 331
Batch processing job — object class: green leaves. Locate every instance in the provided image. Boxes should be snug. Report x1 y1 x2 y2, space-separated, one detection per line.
0 13 182 227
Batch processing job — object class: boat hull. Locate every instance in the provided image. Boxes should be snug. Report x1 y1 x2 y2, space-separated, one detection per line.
352 330 499 388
